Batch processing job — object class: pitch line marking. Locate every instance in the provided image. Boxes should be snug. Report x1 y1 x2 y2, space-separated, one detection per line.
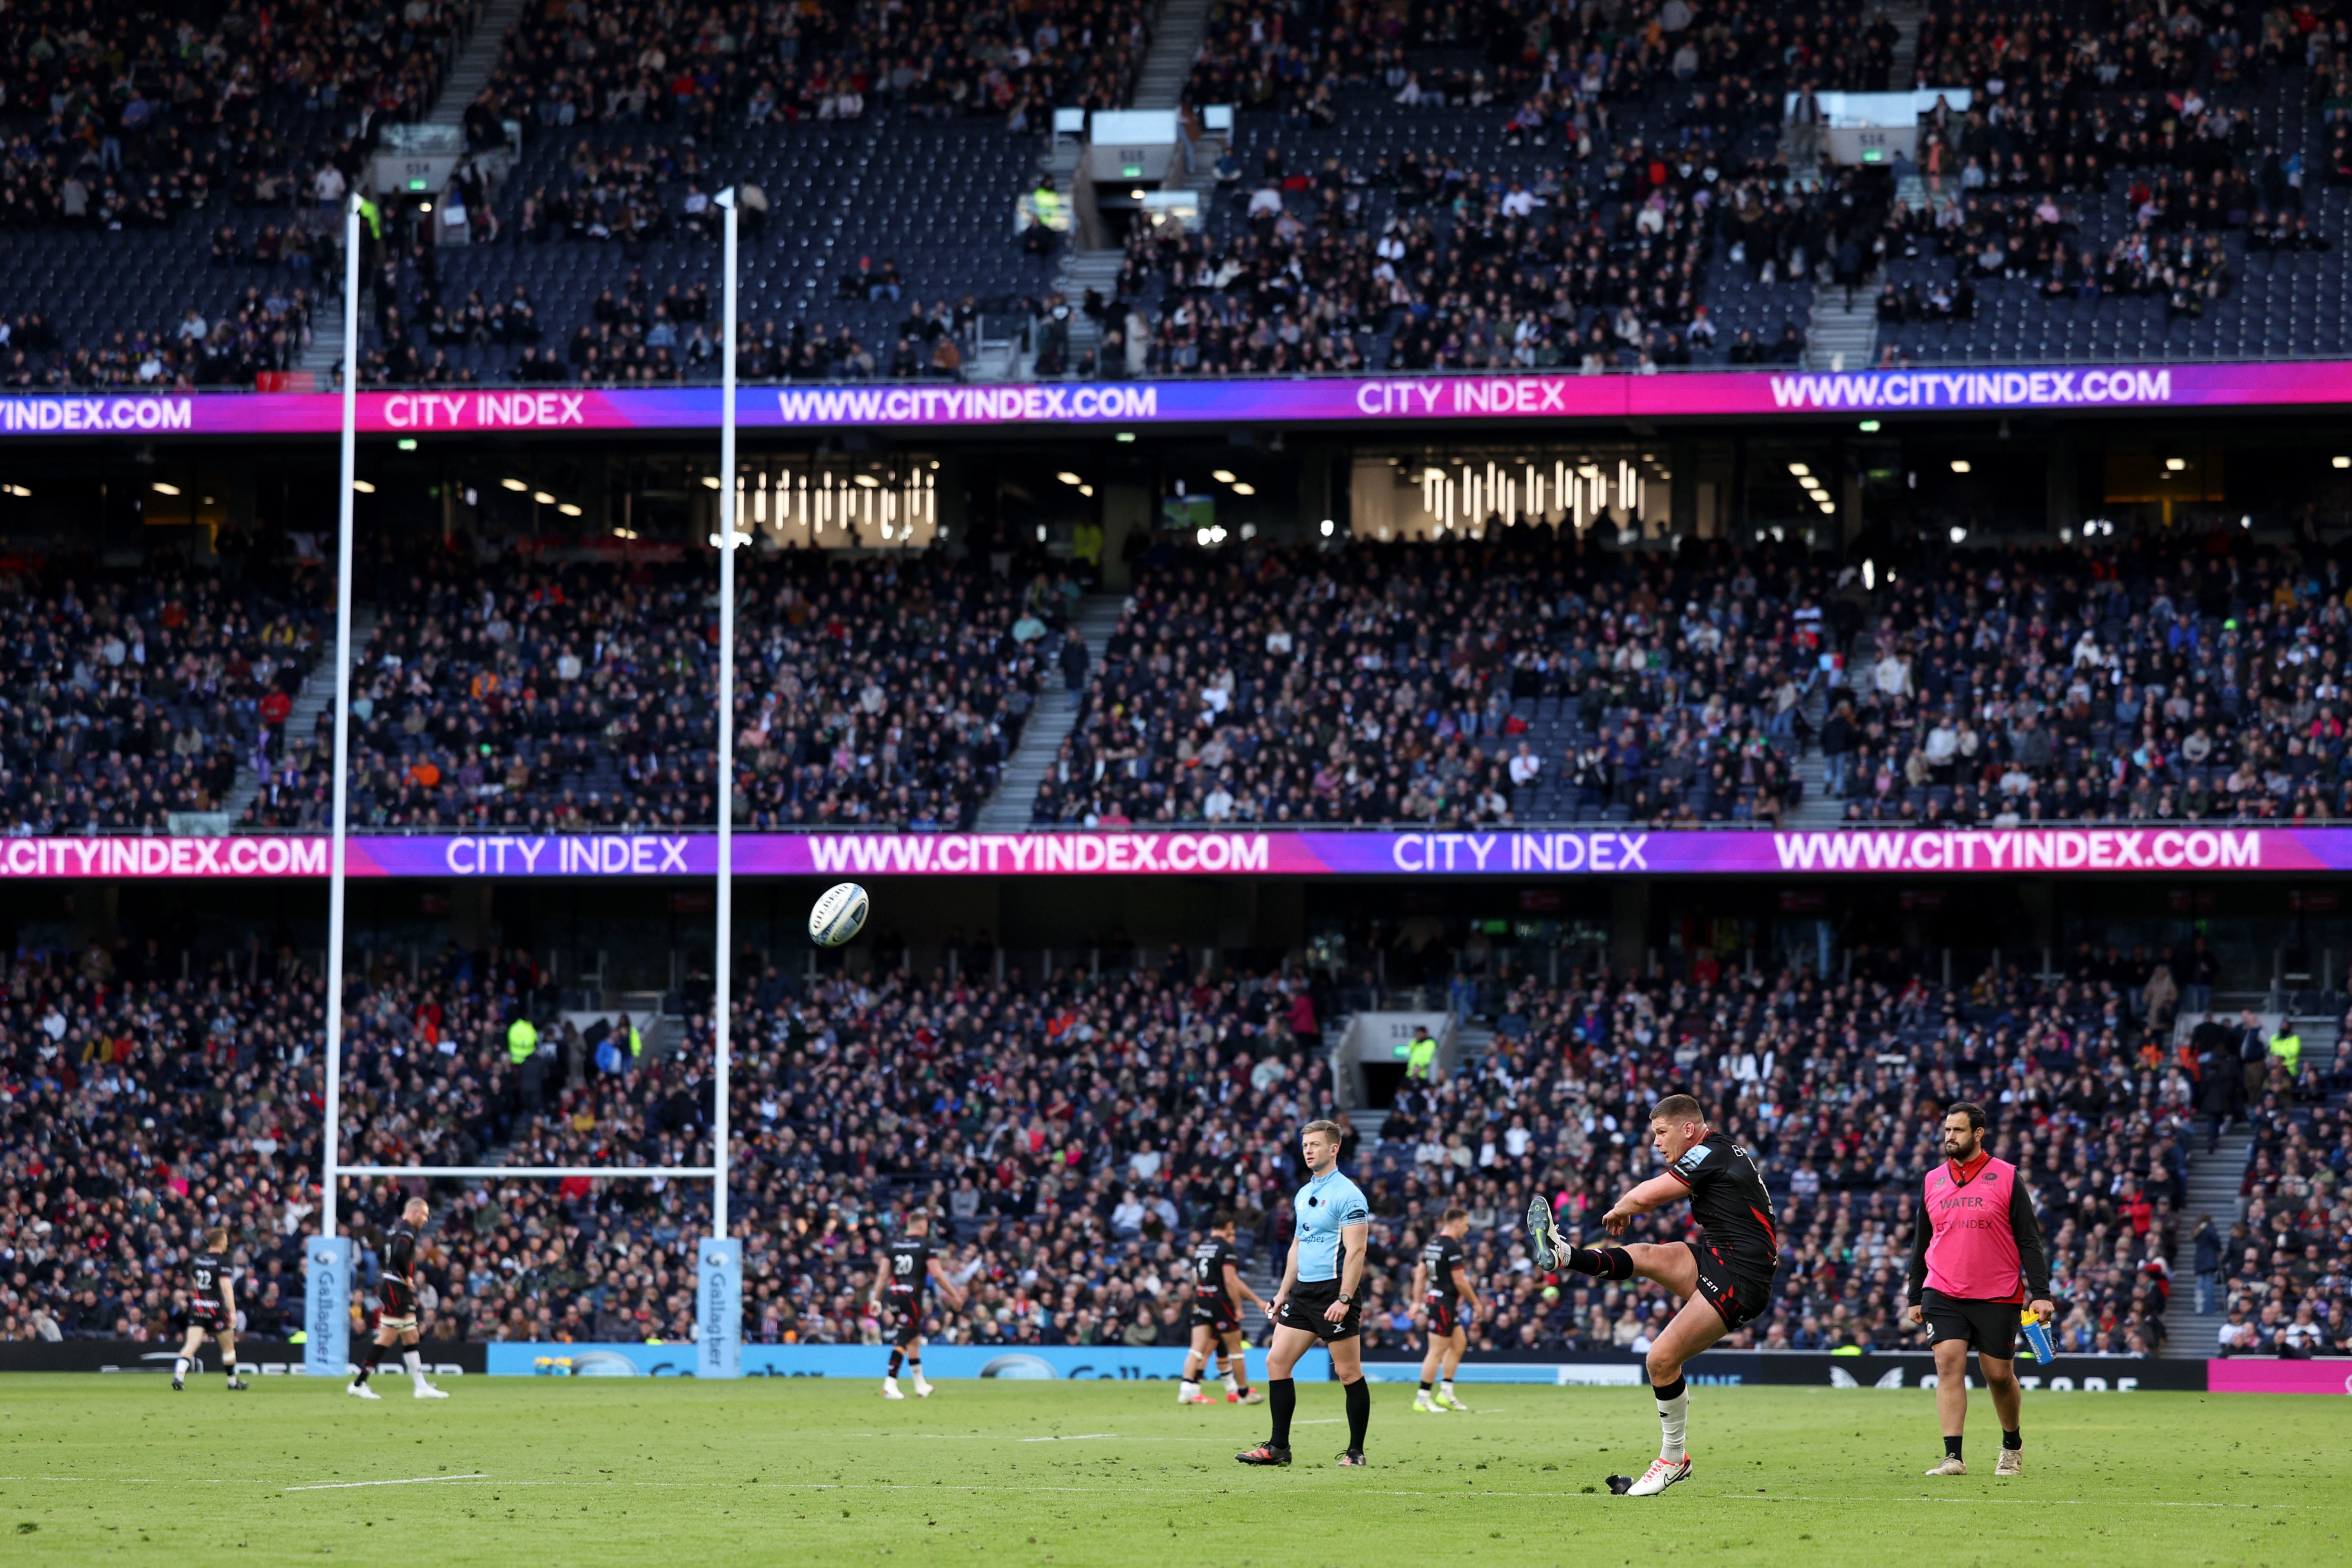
1021 1434 1118 1442
284 1473 489 1492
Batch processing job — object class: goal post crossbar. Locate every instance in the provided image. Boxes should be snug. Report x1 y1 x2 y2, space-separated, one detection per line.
337 1166 718 1179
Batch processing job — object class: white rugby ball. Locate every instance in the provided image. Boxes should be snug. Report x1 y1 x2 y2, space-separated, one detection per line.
809 882 870 947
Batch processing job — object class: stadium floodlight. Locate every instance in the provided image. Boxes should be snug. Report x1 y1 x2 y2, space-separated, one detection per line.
501 477 529 491
2334 456 2351 469
532 490 555 504
1950 459 1971 473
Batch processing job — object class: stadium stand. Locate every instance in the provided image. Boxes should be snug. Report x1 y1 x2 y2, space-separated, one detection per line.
0 550 324 833
8 937 2329 1356
0 0 486 384
294 549 1051 833
1033 531 2352 830
19 0 2352 381
14 525 2352 835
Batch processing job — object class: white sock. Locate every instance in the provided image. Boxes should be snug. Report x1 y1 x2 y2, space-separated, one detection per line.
1440 1380 1456 1399
1179 1379 1199 1398
1220 1368 1239 1393
1656 1384 1690 1461
403 1349 425 1387
173 1357 190 1380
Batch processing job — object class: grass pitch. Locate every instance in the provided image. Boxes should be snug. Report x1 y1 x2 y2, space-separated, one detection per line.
1 1374 2345 1565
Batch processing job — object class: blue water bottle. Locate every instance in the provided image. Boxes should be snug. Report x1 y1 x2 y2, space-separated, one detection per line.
2020 1309 2057 1365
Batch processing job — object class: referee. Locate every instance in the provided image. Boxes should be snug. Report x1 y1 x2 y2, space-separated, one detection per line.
1905 1102 2054 1478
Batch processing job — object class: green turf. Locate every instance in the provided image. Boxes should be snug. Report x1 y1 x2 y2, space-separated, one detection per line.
0 1374 2345 1565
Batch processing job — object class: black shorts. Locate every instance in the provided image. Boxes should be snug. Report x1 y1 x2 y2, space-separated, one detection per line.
185 1300 226 1333
1425 1297 1464 1337
1275 1279 1361 1342
1688 1240 1776 1331
1189 1296 1241 1335
1922 1289 2020 1359
883 1295 924 1345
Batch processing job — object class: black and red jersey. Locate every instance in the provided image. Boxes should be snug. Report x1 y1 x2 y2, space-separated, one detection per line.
1662 1131 1779 1272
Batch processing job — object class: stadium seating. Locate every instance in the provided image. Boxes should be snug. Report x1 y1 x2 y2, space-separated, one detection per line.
10 525 2352 835
0 554 322 832
7 939 2328 1358
308 550 1050 834
14 0 2352 380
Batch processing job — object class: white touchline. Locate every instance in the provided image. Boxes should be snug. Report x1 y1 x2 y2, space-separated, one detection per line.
284 1473 489 1492
1020 1433 1117 1442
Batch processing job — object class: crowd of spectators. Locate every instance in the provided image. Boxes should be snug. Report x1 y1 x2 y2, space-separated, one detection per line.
0 0 478 229
300 549 1049 834
1820 534 2352 827
9 934 2327 1360
2213 1038 2352 1354
481 0 1155 140
1034 537 1819 828
0 552 320 834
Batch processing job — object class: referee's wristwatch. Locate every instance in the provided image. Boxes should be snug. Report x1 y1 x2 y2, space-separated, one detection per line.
1334 1292 1354 1305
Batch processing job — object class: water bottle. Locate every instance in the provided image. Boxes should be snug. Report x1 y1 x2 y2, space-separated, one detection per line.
2020 1308 2057 1365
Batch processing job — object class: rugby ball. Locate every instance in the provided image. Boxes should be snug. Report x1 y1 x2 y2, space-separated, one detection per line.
809 882 870 947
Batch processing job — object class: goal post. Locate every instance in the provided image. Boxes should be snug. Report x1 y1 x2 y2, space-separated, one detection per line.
301 193 750 1382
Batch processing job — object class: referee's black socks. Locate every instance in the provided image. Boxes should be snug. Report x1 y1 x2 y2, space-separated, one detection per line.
1566 1246 1635 1280
2002 1429 2022 1451
1268 1378 1295 1448
1945 1435 1964 1461
1343 1377 1370 1453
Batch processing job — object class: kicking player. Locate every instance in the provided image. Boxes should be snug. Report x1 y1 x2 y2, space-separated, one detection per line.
1237 1119 1374 1469
348 1196 449 1400
1180 1211 1268 1406
172 1226 248 1392
1410 1206 1479 1413
1527 1093 1778 1496
870 1209 966 1399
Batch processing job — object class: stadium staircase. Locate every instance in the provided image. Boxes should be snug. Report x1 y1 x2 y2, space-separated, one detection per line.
2161 1126 2255 1359
2158 1005 2340 1357
223 606 375 824
1802 280 1879 372
297 0 528 387
1133 0 1215 110
1046 0 1219 370
425 0 529 131
971 593 1126 829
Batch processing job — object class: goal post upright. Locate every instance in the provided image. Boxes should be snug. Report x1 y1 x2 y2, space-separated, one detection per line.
302 191 365 1381
697 187 745 1380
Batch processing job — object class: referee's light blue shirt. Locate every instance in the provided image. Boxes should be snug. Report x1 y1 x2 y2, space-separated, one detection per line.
1293 1168 1370 1283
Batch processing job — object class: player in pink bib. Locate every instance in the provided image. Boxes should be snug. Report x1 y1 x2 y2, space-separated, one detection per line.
1905 1102 2055 1478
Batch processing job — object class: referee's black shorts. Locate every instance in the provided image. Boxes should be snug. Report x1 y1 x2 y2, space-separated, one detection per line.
1275 1279 1362 1342
1921 1288 2020 1359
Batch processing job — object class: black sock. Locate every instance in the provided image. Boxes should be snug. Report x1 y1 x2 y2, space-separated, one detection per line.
1268 1377 1295 1448
908 1357 921 1374
1567 1246 1634 1280
1344 1377 1370 1452
1419 1380 1433 1393
2002 1429 2022 1451
352 1365 370 1387
1945 1435 1964 1460
887 1350 903 1377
